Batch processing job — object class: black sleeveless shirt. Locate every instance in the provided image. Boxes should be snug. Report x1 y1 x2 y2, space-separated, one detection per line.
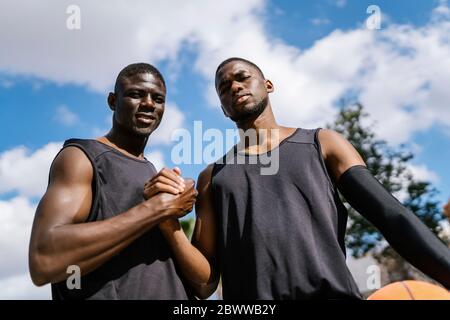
211 128 362 299
51 139 190 300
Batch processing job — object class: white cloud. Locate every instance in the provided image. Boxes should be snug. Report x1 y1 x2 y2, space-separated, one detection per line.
0 274 50 300
192 2 450 144
439 219 450 242
0 197 35 278
0 0 265 92
0 142 63 197
433 0 450 20
3 0 450 145
148 103 185 146
0 196 51 299
390 162 440 203
407 164 440 183
145 150 166 171
54 105 79 126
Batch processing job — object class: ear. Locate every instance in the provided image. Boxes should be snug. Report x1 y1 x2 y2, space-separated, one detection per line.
107 92 116 111
265 79 274 93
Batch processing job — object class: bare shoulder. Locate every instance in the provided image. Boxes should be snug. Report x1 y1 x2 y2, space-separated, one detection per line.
317 129 365 180
49 146 93 186
318 129 346 154
34 146 94 231
197 164 214 189
318 129 356 158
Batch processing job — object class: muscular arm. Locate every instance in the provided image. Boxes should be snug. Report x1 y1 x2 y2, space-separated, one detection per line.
28 147 191 286
319 129 450 288
157 165 219 299
191 165 220 298
318 128 366 180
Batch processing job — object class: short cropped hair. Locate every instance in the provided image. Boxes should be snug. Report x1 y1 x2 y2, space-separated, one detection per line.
215 57 265 79
114 63 166 93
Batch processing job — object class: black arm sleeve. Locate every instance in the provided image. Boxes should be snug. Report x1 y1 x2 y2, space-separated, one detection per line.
337 165 450 288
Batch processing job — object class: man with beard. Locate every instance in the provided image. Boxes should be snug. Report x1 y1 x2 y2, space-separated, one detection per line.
28 63 197 299
145 58 450 299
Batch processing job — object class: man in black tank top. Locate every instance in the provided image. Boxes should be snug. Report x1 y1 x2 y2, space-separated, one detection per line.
154 57 450 299
28 63 197 299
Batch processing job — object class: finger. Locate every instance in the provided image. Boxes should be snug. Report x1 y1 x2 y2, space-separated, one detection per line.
150 183 180 195
154 176 184 192
145 168 178 186
184 178 195 189
173 167 182 176
160 167 185 186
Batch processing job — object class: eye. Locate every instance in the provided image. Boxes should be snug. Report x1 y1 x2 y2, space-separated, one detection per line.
128 91 141 98
155 96 165 104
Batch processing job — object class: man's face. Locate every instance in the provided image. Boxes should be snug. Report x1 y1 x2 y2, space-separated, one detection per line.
112 72 166 136
215 61 272 122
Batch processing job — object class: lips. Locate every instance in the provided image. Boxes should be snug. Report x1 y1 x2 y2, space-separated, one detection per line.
135 113 156 124
233 93 251 105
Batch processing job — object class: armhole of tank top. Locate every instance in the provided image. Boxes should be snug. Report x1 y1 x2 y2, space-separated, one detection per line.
313 128 337 193
148 161 158 174
62 143 100 223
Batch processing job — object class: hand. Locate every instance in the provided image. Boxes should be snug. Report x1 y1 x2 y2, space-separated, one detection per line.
144 167 185 199
154 178 197 219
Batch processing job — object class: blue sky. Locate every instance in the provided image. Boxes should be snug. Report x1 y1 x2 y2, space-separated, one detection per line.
1 0 450 299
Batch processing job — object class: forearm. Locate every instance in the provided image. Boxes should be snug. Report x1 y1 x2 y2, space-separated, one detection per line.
338 165 450 288
30 199 168 285
160 223 218 297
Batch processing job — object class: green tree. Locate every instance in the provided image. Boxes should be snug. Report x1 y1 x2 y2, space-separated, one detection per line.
328 102 449 282
180 217 195 240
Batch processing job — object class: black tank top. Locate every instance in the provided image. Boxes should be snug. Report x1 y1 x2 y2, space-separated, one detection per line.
51 139 190 300
211 128 362 299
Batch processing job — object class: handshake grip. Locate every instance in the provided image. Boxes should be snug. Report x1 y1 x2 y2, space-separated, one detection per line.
144 178 198 219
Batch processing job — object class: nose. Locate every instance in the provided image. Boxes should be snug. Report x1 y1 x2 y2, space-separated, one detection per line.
140 94 156 110
230 80 243 94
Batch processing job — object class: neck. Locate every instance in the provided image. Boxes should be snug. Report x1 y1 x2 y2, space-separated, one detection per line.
235 104 283 152
236 104 280 131
102 124 148 159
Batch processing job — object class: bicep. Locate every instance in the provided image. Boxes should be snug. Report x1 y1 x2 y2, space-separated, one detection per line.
31 147 93 244
192 165 216 261
318 129 366 182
